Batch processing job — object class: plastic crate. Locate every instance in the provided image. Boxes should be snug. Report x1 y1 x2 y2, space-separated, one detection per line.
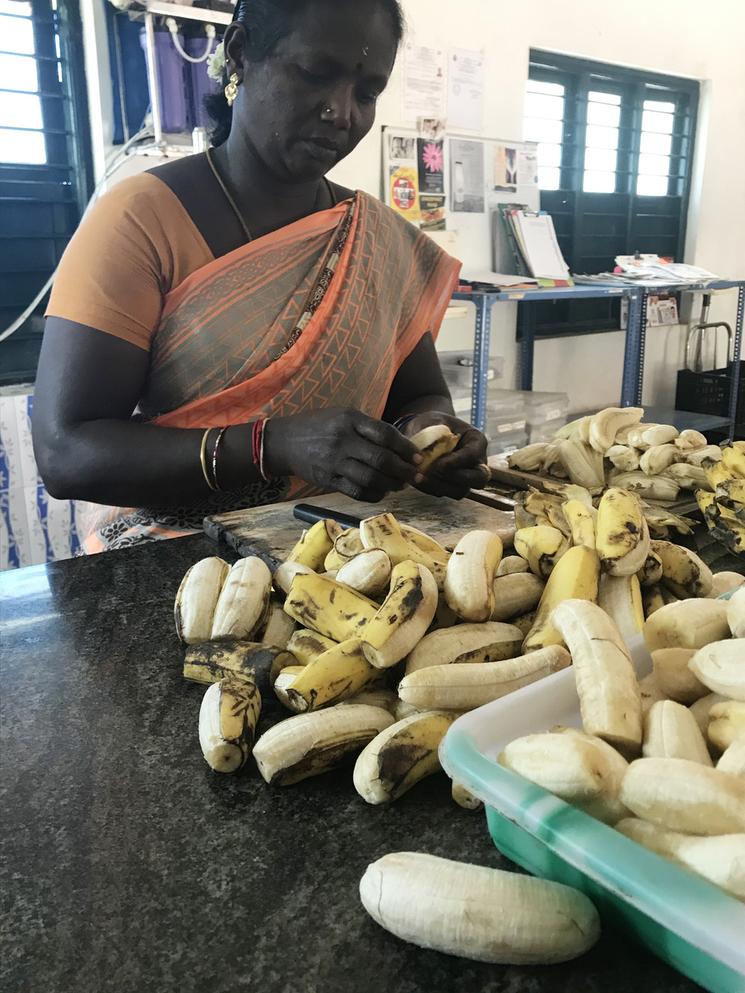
675 362 745 421
440 646 745 993
524 390 569 426
529 415 569 443
486 429 528 455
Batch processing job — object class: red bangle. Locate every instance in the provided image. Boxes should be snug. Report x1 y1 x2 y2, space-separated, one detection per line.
251 418 272 482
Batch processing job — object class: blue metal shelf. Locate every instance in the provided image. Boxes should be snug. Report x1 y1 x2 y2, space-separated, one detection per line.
454 279 745 440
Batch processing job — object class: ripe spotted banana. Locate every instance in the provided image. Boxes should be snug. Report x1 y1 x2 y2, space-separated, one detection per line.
496 555 530 577
651 540 713 599
285 638 379 712
285 628 336 665
643 700 712 766
260 601 296 649
616 819 745 900
727 587 745 638
490 572 545 621
707 702 745 752
557 440 605 492
184 641 294 692
596 487 649 577
410 425 460 471
361 561 438 669
642 585 667 619
552 599 642 754
174 556 230 645
644 599 729 652
359 513 438 573
606 445 641 472
619 757 745 834
405 622 524 675
210 557 273 642
514 525 569 579
359 852 601 965
588 406 644 453
444 530 503 622
687 445 723 467
689 640 745 701
652 648 707 704
273 560 314 595
397 646 571 711
597 573 644 647
400 524 450 563
675 430 708 453
562 499 596 549
353 710 455 804
335 549 392 597
638 550 663 588
286 518 343 570
198 678 261 774
283 573 378 642
512 610 537 638
325 529 365 571
523 545 600 652
717 739 745 777
253 704 393 785
500 730 629 825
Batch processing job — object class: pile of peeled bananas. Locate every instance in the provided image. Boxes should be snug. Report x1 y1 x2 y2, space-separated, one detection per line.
508 406 745 553
173 483 745 964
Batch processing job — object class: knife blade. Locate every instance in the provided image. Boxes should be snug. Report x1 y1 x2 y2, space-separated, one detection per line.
293 504 362 529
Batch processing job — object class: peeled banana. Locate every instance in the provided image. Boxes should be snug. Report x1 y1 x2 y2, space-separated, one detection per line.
557 440 605 492
359 852 601 965
353 710 455 804
616 819 745 900
709 572 745 598
588 407 643 453
597 573 644 647
273 560 314 595
619 757 745 835
689 692 730 735
552 599 642 753
609 471 680 502
727 587 745 638
174 556 229 645
198 678 261 773
452 781 482 810
652 648 707 704
606 445 641 472
514 525 569 580
508 443 552 472
210 557 272 642
410 425 460 472
717 739 745 777
689 640 745 701
335 549 392 597
644 599 729 652
253 704 393 785
405 622 523 674
640 673 667 716
398 646 571 712
444 530 503 622
642 700 712 766
496 555 530 577
707 701 745 752
260 601 296 649
490 572 545 621
675 430 707 453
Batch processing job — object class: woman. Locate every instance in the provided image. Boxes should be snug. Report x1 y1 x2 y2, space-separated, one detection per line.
33 0 487 552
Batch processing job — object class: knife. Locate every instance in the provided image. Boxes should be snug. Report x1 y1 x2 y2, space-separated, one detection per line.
293 490 514 529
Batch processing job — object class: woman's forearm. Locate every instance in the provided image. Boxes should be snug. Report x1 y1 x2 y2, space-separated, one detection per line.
38 419 262 506
387 394 455 423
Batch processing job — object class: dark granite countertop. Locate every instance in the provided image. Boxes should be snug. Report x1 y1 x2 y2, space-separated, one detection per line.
0 534 704 993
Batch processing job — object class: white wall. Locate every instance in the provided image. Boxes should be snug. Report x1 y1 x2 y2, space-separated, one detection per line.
328 0 745 411
83 0 745 413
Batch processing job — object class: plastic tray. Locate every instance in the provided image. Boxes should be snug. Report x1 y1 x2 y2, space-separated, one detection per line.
440 646 745 993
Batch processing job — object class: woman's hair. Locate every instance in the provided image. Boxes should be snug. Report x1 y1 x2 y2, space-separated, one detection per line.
206 0 405 146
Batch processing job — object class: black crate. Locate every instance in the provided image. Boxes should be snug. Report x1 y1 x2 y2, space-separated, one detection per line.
675 361 745 422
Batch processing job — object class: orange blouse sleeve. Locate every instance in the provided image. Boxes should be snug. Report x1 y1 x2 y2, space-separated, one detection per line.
46 172 212 351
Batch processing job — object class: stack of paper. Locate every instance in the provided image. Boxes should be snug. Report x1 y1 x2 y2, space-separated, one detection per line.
491 205 573 286
575 256 721 287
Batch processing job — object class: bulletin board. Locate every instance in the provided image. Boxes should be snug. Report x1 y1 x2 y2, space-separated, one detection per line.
381 126 540 277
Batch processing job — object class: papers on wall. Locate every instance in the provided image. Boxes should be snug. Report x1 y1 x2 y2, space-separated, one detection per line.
517 146 539 188
450 138 485 213
447 48 484 132
403 43 446 122
493 144 518 192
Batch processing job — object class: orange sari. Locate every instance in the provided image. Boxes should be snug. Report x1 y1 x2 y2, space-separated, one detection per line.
82 191 460 552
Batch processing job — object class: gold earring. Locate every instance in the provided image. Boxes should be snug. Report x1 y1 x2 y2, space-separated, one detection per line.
224 72 239 107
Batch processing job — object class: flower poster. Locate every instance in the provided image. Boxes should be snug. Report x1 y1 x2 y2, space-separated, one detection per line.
417 138 444 195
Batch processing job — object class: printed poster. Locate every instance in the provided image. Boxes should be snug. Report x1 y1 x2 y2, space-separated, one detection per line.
447 48 484 132
417 137 444 195
449 138 485 213
493 144 518 192
389 165 421 223
419 194 446 231
403 43 446 121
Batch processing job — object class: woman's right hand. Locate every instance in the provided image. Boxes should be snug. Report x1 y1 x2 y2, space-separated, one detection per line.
264 408 422 503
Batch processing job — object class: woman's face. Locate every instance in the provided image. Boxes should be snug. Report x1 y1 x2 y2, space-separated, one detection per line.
227 1 398 183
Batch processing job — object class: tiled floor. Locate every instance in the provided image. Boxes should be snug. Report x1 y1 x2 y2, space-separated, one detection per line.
0 387 82 570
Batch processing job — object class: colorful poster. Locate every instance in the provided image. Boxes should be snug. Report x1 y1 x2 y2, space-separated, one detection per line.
493 144 518 192
419 194 447 231
389 165 421 223
449 138 485 213
417 138 444 195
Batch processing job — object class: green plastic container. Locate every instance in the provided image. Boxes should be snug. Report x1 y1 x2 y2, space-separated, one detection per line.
439 667 745 993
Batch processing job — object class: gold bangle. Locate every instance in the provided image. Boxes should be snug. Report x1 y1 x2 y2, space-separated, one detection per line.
200 428 217 491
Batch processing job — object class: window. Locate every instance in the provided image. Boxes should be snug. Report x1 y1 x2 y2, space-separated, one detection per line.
524 51 699 336
0 0 91 384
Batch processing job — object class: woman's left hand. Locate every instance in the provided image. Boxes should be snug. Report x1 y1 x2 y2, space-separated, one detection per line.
400 412 489 499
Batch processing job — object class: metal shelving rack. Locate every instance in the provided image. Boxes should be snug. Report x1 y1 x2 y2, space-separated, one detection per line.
455 279 745 440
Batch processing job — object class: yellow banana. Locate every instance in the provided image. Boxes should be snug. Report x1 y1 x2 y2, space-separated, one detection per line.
283 573 378 642
286 518 344 570
286 628 336 665
637 551 663 588
359 513 438 572
285 638 379 712
400 524 450 563
361 561 438 668
652 540 713 598
523 545 600 652
514 525 569 579
596 487 650 577
561 499 596 549
198 678 261 774
184 641 294 691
